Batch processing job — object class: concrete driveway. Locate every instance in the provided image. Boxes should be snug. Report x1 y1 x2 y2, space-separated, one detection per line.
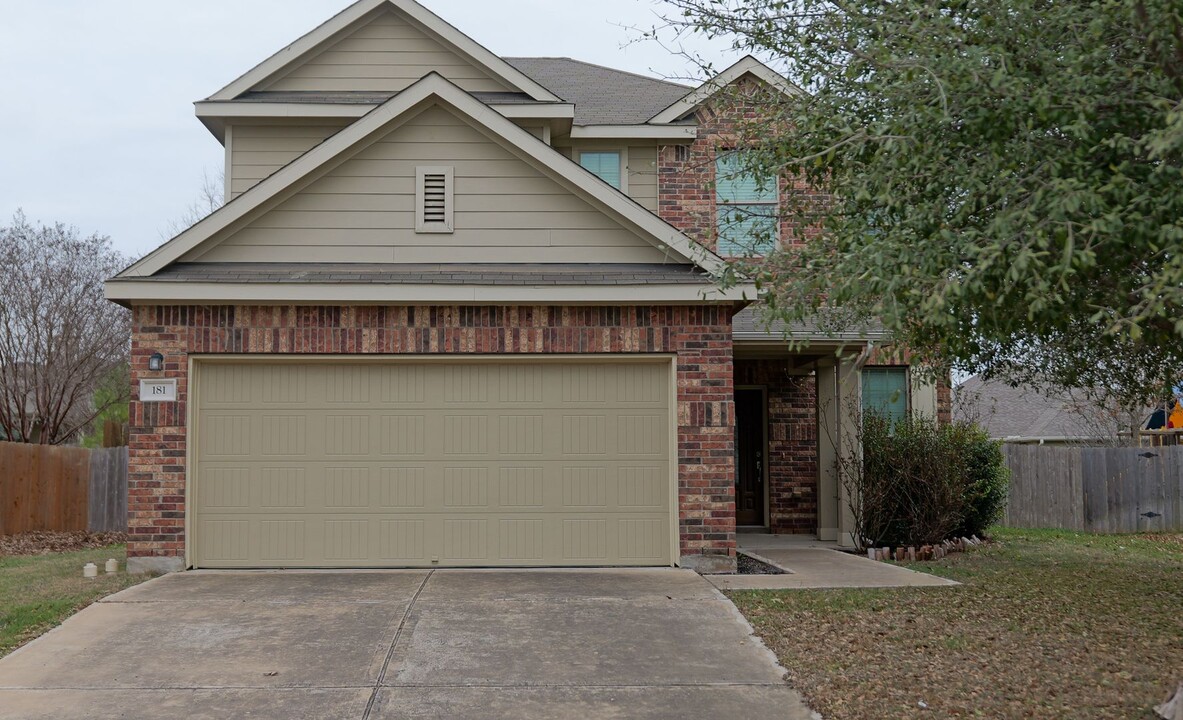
0 569 815 719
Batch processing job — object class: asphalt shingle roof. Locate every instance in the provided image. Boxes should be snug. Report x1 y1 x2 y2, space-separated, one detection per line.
732 306 886 342
953 375 1137 440
228 59 694 127
504 57 692 125
148 263 711 286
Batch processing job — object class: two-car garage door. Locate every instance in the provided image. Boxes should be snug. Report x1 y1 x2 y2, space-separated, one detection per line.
191 359 673 568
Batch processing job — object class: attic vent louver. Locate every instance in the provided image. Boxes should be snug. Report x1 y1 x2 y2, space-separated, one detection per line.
416 166 454 233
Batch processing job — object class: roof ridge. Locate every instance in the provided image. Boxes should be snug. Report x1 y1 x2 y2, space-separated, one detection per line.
503 56 693 90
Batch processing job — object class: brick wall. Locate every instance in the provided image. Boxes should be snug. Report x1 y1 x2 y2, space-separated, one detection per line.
128 304 737 572
735 360 818 534
657 76 822 253
937 378 953 425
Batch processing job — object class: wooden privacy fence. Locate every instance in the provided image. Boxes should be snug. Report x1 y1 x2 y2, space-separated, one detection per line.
0 441 128 535
1002 444 1183 533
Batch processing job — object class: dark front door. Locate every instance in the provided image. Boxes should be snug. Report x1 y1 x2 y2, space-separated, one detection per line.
735 388 765 526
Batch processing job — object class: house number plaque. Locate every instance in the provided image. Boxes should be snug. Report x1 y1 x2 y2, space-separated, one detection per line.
140 379 177 402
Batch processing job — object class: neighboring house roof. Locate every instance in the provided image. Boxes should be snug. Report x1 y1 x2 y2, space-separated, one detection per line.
649 55 800 124
954 375 1141 441
207 0 561 103
503 57 691 125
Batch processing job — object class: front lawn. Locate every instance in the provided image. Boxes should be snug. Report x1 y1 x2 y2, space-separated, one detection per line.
0 543 146 658
731 528 1183 719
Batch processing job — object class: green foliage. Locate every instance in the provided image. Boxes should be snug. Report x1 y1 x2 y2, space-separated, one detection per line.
663 0 1183 406
860 413 965 546
858 413 1009 546
81 365 130 449
957 427 1011 537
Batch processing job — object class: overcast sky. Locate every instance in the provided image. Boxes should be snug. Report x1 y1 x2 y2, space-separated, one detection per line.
0 1 737 259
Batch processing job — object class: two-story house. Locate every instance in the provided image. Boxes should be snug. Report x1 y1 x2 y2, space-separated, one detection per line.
106 0 944 574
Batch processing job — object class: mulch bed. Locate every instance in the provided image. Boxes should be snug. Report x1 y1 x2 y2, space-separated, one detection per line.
0 531 129 557
737 552 787 575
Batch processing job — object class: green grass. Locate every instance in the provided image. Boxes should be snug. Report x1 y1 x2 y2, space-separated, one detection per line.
730 527 1183 720
0 545 147 658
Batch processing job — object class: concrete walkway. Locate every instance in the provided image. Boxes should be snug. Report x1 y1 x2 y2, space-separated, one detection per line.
0 569 817 720
707 535 959 591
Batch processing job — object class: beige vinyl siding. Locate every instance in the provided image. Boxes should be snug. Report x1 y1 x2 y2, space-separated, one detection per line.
260 9 510 94
190 105 670 264
229 123 348 199
562 142 660 214
626 146 659 213
191 359 674 568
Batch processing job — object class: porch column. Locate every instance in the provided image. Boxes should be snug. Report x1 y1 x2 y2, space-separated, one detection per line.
816 355 861 546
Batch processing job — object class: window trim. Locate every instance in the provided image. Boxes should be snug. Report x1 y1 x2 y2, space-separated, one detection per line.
577 148 628 193
714 148 780 257
415 165 454 234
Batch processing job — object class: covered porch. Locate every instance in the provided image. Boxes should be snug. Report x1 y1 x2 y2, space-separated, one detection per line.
730 308 871 547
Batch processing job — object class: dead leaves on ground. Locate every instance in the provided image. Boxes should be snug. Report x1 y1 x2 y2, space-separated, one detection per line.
0 531 128 557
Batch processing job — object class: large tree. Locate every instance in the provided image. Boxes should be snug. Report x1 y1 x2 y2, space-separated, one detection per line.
0 212 131 444
658 0 1183 406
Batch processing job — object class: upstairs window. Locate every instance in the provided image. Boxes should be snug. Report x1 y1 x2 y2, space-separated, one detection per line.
416 166 454 233
579 151 622 190
862 367 909 425
715 151 779 257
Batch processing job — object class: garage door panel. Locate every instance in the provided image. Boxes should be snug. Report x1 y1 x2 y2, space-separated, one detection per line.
380 466 427 507
193 360 673 568
196 460 672 514
379 518 426 560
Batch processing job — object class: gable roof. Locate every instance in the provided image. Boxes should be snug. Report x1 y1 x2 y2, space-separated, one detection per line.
208 0 561 103
503 57 691 126
648 56 800 125
117 73 735 285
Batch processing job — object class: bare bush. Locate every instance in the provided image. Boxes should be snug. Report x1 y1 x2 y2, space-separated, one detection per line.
0 212 131 444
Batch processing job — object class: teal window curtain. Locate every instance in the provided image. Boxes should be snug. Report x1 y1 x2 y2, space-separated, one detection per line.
716 152 778 256
580 151 622 189
862 367 909 424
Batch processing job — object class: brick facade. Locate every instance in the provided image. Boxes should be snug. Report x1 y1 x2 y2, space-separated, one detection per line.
657 77 823 255
735 360 818 534
659 81 824 537
128 304 737 572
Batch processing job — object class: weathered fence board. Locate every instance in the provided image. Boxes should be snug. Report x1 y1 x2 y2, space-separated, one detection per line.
1002 444 1183 533
0 441 128 535
87 447 128 533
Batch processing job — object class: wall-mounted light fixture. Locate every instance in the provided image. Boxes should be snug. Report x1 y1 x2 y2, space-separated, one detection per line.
148 352 164 372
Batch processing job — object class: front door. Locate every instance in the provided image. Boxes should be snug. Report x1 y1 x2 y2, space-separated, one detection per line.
735 388 765 527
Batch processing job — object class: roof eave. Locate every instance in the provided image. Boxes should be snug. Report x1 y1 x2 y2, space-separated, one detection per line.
195 100 577 143
569 125 697 141
105 279 758 306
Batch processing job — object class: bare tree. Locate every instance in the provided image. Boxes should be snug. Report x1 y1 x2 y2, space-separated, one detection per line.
0 211 131 444
159 169 224 240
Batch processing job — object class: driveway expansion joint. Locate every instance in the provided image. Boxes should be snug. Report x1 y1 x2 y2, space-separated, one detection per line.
362 569 433 720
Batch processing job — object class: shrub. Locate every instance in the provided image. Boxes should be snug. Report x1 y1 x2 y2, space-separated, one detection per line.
851 413 1009 549
859 413 965 547
957 428 1010 538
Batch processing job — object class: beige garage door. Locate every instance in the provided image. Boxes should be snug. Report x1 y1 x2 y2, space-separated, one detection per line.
191 359 673 568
